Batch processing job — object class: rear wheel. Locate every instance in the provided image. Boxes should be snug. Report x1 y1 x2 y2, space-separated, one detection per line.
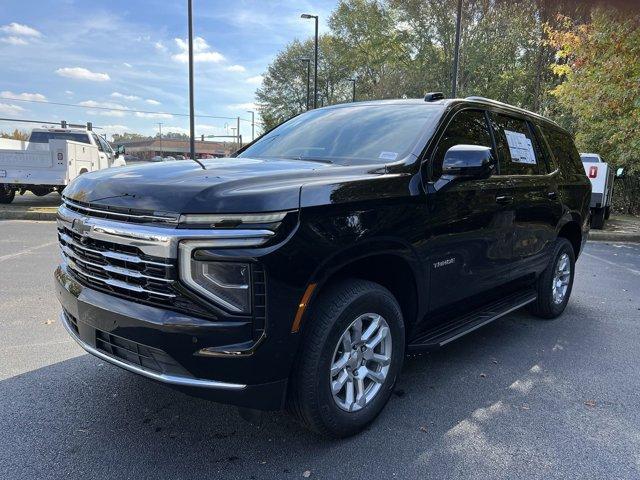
0 185 15 204
591 207 605 229
288 279 405 438
529 238 575 319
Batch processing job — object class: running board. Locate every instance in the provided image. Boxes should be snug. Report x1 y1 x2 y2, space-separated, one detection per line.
408 289 537 351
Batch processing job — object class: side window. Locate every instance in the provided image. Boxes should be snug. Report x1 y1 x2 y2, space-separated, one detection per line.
98 136 112 154
541 127 582 175
432 109 493 178
92 134 104 152
491 114 542 175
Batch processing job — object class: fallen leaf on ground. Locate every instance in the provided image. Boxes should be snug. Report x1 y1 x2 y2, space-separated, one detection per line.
480 373 487 378
420 426 428 433
44 319 54 325
303 471 311 478
584 400 597 408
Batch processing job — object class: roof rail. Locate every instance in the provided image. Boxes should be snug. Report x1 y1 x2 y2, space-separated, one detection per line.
424 92 445 102
464 96 550 122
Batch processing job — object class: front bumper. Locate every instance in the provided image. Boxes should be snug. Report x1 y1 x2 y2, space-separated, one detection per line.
55 265 288 410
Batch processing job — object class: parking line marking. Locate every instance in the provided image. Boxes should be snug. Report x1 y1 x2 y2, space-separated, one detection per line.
582 252 640 276
0 241 57 263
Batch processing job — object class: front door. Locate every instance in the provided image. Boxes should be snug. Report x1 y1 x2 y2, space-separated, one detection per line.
424 109 513 315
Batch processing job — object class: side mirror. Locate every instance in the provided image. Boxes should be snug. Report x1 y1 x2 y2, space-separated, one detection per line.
615 167 625 179
116 145 126 156
442 144 495 179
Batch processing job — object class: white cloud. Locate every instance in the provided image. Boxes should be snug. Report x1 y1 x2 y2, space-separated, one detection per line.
79 100 127 109
145 99 161 106
111 92 140 101
86 109 127 118
123 62 133 68
227 102 258 111
172 36 225 63
225 64 246 73
0 22 41 37
101 124 130 138
245 75 263 85
1 91 46 101
56 67 110 82
134 112 173 119
65 90 74 96
0 103 26 115
154 41 167 53
1 36 28 45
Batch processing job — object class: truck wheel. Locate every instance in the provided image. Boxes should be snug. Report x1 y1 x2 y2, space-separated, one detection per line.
288 279 405 437
0 186 15 204
590 208 605 229
604 206 611 220
529 238 575 319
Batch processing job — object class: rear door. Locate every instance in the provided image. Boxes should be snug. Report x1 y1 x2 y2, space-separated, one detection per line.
489 112 562 280
425 109 513 313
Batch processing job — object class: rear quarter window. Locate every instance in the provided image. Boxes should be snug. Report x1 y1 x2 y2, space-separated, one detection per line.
540 127 582 176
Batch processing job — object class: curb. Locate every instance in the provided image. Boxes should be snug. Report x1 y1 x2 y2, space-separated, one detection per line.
0 209 58 221
588 232 640 244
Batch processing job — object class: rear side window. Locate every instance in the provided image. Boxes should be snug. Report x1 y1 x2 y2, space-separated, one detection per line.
541 127 582 175
491 114 542 175
431 109 493 178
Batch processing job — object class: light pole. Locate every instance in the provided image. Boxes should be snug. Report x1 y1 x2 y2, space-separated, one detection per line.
157 122 163 156
452 0 463 97
301 13 319 109
187 0 205 167
347 78 356 102
298 57 311 110
246 110 255 141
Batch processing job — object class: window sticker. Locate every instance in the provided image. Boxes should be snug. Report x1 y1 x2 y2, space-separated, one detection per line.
504 129 537 164
379 151 398 161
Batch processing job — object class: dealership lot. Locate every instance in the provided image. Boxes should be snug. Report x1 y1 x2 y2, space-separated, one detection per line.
1 219 639 480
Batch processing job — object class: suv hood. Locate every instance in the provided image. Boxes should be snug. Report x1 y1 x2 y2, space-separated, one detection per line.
63 157 373 214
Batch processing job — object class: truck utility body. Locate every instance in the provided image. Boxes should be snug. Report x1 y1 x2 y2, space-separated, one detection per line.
580 153 614 229
0 127 125 203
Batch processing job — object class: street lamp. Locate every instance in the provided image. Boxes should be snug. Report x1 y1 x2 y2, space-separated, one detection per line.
187 0 205 168
246 110 255 141
347 78 356 102
300 13 319 109
298 57 311 110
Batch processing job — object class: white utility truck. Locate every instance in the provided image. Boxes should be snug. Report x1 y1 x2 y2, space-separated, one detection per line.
0 125 126 204
580 153 620 229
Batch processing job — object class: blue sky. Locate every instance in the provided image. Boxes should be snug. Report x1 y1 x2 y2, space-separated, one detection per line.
0 0 336 140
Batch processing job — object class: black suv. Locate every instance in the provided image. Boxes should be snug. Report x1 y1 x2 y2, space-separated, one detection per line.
54 96 590 437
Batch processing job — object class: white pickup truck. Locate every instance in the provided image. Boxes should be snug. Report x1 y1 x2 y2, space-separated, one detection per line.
0 126 126 204
580 152 621 229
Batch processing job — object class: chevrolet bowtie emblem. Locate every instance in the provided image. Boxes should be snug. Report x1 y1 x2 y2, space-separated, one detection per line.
71 217 92 236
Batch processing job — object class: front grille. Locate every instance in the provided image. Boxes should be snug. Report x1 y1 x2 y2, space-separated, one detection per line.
58 225 177 304
62 196 179 225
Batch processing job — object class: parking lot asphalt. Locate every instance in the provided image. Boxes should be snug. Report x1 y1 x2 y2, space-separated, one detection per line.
1 219 639 480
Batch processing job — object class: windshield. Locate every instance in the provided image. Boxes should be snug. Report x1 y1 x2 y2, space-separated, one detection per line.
239 104 442 164
29 132 91 144
580 154 601 163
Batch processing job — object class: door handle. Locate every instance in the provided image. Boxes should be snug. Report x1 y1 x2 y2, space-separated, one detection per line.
495 195 513 204
547 191 558 199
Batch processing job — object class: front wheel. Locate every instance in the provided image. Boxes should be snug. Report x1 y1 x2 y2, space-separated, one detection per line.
0 186 15 204
288 279 405 438
529 238 575 319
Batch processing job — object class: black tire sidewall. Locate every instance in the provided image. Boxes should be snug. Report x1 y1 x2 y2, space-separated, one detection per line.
311 285 405 436
543 239 575 317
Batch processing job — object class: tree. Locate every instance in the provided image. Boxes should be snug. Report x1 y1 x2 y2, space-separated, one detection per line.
547 7 640 171
112 132 148 142
0 129 29 140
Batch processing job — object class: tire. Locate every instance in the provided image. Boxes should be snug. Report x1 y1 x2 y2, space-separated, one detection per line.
529 238 575 319
591 207 605 229
288 279 405 438
604 206 611 220
0 186 15 204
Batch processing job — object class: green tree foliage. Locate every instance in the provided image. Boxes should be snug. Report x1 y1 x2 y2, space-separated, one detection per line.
547 7 640 172
0 129 29 140
111 132 149 142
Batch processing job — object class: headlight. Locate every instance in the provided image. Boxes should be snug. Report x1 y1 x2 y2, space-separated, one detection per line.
179 242 252 314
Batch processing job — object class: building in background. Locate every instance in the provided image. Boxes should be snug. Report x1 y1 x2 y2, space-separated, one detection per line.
116 138 234 160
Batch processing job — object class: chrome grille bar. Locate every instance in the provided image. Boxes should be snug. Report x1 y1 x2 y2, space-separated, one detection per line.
63 197 179 223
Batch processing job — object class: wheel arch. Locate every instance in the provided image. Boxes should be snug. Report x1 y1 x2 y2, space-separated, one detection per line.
556 213 583 258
